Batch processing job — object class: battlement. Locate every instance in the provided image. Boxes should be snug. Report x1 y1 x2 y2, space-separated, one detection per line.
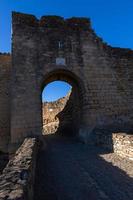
12 12 91 31
39 16 91 30
7 12 133 60
109 47 133 59
12 12 38 27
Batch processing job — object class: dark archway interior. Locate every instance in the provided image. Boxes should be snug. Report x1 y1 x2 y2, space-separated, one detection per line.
41 70 83 137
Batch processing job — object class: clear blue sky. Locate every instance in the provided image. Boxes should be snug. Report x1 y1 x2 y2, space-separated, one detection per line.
42 81 71 102
1 0 133 52
1 0 133 102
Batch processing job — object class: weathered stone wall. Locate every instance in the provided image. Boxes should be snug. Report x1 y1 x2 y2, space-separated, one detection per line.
0 53 11 152
0 138 38 199
95 131 133 160
10 12 133 146
57 89 80 135
0 152 9 173
0 12 133 151
112 133 133 160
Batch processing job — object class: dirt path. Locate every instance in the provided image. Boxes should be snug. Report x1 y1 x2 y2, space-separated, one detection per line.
34 135 133 200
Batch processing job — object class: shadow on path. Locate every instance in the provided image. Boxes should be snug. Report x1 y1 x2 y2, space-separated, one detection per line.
34 135 133 200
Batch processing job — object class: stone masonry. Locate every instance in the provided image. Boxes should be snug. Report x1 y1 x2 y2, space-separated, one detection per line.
0 12 133 152
42 91 71 134
112 133 133 160
0 138 38 200
0 53 11 152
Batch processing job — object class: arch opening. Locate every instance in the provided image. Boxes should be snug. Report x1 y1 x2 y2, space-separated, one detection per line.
41 70 84 137
42 81 72 135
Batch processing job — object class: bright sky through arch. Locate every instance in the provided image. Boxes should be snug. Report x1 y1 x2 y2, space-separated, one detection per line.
42 81 72 102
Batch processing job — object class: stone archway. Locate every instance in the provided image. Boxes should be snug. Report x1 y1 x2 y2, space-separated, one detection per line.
42 82 72 135
40 69 85 137
6 12 133 153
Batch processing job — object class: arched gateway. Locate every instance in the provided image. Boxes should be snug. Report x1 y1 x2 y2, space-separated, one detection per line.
0 12 133 152
41 69 84 136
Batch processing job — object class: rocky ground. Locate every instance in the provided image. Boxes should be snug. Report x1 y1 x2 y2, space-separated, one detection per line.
34 135 133 200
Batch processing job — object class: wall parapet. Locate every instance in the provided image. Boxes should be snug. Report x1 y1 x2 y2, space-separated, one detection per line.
95 131 133 160
12 12 133 60
107 47 133 59
12 11 91 31
12 12 38 27
112 133 133 160
0 138 39 199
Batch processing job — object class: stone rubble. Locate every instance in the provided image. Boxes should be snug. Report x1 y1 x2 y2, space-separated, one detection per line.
0 138 38 200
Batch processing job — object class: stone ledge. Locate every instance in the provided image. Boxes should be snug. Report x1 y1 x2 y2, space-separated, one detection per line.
0 138 39 200
95 131 133 160
113 133 133 160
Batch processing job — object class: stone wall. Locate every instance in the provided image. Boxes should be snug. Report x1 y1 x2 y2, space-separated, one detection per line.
0 12 133 150
0 53 11 152
95 131 133 160
112 133 133 160
0 152 9 174
0 138 38 199
11 12 133 146
57 89 80 136
42 91 71 134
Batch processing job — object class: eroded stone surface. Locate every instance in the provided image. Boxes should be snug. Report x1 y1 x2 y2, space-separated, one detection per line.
112 133 133 160
0 54 11 152
0 138 38 200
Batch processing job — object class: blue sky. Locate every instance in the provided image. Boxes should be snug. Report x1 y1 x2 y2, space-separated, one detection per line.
1 0 133 101
42 81 71 102
1 0 133 52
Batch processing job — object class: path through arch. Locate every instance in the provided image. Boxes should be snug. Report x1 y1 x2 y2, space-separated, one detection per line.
41 69 85 137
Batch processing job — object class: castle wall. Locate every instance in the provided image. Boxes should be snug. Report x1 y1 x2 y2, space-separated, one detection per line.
0 54 11 152
1 12 133 149
80 33 133 132
11 13 42 146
